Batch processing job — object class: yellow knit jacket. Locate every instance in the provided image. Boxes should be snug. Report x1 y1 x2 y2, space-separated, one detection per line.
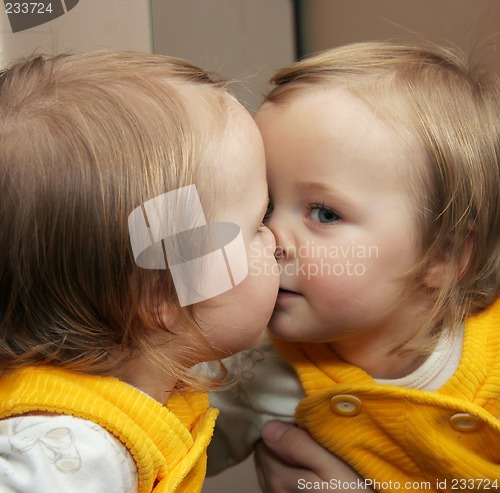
274 300 500 491
0 366 218 493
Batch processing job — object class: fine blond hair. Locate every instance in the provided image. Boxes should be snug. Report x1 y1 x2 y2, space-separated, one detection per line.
0 51 233 388
265 41 500 348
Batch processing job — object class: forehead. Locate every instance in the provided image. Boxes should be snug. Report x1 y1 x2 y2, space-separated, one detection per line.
260 86 389 134
258 87 426 197
213 98 265 179
199 98 267 208
258 87 399 160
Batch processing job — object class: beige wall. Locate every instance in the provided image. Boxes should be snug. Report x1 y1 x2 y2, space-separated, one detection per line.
0 0 151 66
300 0 500 71
151 0 295 112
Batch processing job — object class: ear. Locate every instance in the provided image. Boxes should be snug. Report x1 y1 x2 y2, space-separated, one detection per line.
138 274 179 329
137 299 178 332
423 233 474 289
158 299 179 328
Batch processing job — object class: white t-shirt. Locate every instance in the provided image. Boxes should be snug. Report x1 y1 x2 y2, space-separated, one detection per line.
0 414 137 493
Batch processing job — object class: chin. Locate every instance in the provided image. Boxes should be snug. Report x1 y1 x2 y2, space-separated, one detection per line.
268 318 307 342
243 326 269 350
223 328 269 355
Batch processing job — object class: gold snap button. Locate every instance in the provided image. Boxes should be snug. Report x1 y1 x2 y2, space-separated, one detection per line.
449 413 481 432
330 395 362 416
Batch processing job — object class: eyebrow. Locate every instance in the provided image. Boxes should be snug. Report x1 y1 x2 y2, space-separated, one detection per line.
297 181 356 208
297 181 333 194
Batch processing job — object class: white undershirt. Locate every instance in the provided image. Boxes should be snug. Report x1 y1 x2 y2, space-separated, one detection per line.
376 324 464 391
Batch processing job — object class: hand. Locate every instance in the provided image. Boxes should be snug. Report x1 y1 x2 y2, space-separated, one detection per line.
254 421 374 492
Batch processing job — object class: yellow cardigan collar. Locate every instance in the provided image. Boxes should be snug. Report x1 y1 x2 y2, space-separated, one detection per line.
0 366 218 493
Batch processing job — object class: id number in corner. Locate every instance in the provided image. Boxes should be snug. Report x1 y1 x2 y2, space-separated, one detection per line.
446 478 499 490
5 3 53 14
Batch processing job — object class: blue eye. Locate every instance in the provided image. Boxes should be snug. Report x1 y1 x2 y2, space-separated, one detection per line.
308 205 340 224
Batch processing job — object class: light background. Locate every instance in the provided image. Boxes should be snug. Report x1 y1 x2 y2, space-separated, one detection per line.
1 1 498 492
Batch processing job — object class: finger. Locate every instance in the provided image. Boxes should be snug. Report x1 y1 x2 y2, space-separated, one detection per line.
261 421 335 475
255 440 316 493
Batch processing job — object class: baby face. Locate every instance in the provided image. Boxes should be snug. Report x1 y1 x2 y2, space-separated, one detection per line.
194 100 279 356
256 88 430 349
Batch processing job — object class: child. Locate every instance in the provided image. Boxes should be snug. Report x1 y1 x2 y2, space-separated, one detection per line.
0 51 279 492
209 41 500 489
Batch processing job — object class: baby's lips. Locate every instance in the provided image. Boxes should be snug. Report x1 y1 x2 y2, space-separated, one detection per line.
278 287 301 295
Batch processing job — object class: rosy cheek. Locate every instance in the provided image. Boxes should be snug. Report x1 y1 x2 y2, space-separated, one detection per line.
247 239 277 277
261 227 277 250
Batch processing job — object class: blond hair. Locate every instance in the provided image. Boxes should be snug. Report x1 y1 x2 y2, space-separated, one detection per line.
0 51 233 388
265 41 500 347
